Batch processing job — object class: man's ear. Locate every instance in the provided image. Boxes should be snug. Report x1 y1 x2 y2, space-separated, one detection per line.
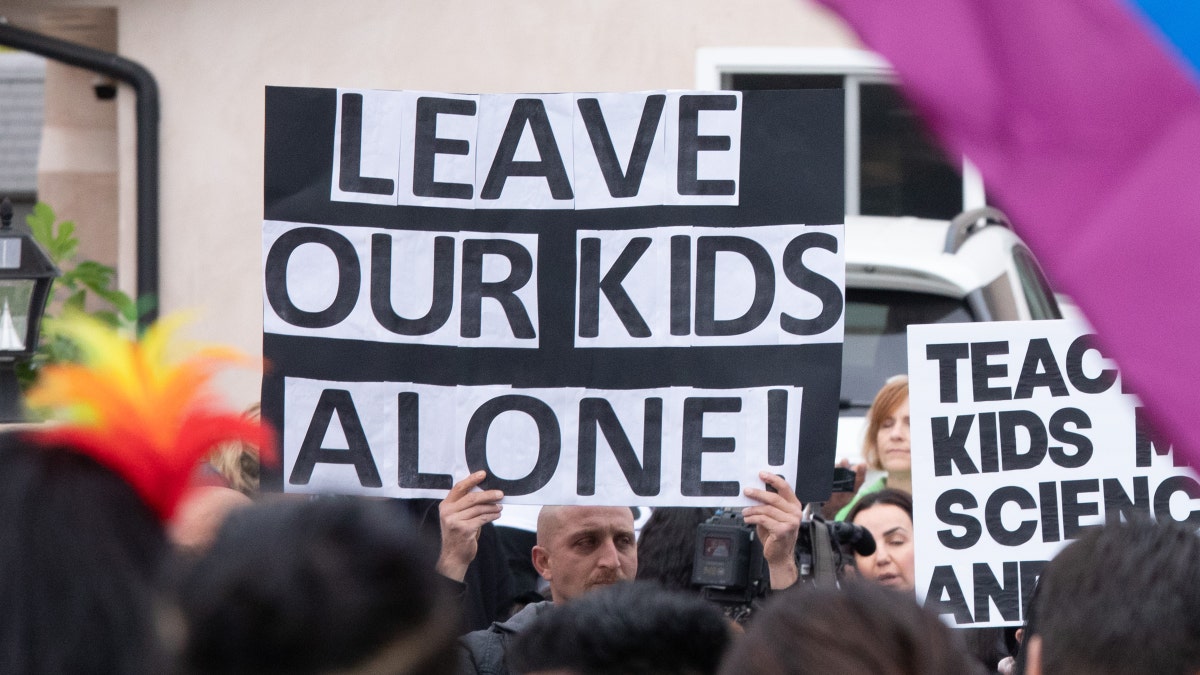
1024 635 1043 675
531 545 552 580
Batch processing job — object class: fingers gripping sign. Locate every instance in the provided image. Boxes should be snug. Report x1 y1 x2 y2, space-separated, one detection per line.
436 471 505 582
742 471 804 590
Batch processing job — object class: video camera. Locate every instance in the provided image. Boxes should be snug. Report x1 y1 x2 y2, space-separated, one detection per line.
690 468 875 620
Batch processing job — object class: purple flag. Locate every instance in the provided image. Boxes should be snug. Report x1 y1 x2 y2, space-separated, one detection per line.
815 0 1200 466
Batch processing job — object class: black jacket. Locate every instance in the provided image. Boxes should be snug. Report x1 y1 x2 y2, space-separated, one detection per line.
456 601 553 675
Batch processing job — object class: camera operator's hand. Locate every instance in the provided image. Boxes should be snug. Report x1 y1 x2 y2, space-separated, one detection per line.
436 471 504 582
819 459 866 521
742 471 804 590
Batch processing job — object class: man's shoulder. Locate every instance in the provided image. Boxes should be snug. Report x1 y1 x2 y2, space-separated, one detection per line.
457 601 553 675
484 599 554 635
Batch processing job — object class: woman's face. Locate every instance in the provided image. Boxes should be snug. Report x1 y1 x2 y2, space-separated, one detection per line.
876 397 911 474
852 503 915 591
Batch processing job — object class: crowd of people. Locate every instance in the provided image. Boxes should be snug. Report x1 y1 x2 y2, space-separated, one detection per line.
3 317 1200 674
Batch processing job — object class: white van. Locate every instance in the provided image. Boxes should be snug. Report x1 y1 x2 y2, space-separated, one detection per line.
838 207 1063 464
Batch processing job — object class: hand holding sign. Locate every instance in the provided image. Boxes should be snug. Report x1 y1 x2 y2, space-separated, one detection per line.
436 471 505 582
742 471 804 589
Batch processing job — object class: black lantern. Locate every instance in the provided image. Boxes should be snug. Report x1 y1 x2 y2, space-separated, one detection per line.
0 198 61 422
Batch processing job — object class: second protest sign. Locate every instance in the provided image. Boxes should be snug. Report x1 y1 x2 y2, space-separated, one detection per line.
908 319 1199 628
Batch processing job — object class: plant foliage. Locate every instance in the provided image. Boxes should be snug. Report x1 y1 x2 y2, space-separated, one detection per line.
18 202 154 385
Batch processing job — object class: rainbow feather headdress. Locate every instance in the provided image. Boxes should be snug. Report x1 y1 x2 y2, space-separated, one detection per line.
24 313 275 520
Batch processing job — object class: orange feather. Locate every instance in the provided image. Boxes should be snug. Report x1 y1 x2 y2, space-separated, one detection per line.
25 314 275 519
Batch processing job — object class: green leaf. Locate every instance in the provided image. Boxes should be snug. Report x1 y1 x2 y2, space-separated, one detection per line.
70 260 116 290
90 310 121 327
63 290 87 313
26 202 55 245
91 286 136 316
27 202 80 264
51 220 78 262
56 272 83 293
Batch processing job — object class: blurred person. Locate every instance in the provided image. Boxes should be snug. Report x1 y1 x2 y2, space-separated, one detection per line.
635 506 718 591
169 484 253 552
836 375 910 520
0 314 272 674
202 403 263 496
719 581 985 675
1020 520 1200 675
845 488 914 591
997 627 1025 675
962 625 1015 675
508 580 732 675
178 497 458 675
169 386 270 558
188 405 263 498
0 435 176 674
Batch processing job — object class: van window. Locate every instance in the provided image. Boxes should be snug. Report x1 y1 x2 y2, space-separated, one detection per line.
841 288 972 410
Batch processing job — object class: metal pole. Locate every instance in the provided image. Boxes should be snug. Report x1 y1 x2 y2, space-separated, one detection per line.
0 360 24 422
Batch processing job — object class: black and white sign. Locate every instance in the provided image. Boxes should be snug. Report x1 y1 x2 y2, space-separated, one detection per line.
908 319 1200 628
283 380 803 505
263 87 845 504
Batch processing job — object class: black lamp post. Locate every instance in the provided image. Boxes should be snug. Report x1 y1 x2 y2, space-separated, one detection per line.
0 198 61 422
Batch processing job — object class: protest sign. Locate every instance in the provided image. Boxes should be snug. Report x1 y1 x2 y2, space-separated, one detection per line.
908 319 1199 628
261 87 845 505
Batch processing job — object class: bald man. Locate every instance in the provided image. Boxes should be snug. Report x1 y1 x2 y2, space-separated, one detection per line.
455 504 635 675
449 471 804 675
531 505 638 603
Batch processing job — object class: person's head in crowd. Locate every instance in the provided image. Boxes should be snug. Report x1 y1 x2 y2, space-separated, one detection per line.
1021 519 1200 675
864 374 911 493
845 488 915 591
169 485 254 552
719 581 985 675
635 507 717 591
0 314 274 674
533 505 637 603
179 497 459 675
509 580 732 675
201 403 263 496
0 434 174 674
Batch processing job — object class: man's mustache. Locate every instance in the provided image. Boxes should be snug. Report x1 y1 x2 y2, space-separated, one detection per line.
589 571 623 587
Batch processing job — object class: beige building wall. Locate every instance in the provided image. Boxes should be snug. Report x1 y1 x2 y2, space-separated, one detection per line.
3 0 859 406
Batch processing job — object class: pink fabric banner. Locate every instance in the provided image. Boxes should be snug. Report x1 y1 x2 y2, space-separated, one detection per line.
815 0 1200 465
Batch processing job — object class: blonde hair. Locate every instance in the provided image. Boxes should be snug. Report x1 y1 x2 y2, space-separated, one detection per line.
206 403 261 496
862 375 909 471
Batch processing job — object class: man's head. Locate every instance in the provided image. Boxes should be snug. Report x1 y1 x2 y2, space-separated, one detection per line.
719 581 981 675
179 497 459 675
509 580 731 675
1024 520 1200 675
0 434 173 674
532 506 637 603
